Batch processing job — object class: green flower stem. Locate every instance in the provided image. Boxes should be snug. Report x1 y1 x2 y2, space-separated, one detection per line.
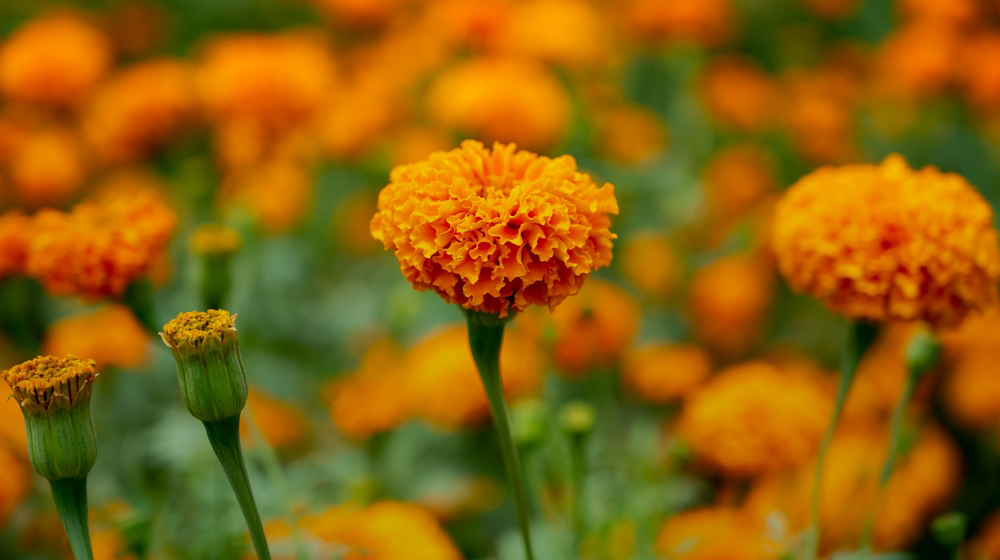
123 278 157 334
465 310 535 560
49 477 95 560
805 321 879 560
201 254 233 310
203 416 272 560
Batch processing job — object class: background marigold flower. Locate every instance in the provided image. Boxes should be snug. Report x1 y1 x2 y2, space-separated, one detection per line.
406 324 543 429
941 310 1000 429
7 124 88 208
494 0 611 67
701 55 780 132
771 154 1000 328
26 179 176 299
548 279 639 376
0 13 113 106
621 343 711 404
222 158 314 234
83 58 196 165
618 232 679 301
0 445 30 527
873 22 959 99
702 143 778 223
678 361 831 476
426 59 571 152
370 140 618 317
654 507 776 560
241 387 311 455
326 338 412 440
625 0 734 47
0 211 32 279
592 103 668 166
958 33 1000 111
689 254 774 358
43 304 149 370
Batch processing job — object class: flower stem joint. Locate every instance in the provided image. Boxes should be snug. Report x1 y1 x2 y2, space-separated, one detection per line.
160 310 247 423
2 355 99 481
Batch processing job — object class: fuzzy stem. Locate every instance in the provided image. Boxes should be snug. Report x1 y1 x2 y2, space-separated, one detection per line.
805 321 879 560
465 310 535 560
49 477 95 560
204 416 272 560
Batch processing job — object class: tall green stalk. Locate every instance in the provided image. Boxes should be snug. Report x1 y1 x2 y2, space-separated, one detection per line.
805 321 879 560
50 478 95 560
204 417 272 560
465 310 535 560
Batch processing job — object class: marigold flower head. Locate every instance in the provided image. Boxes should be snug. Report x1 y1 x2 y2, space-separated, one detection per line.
426 59 571 152
0 13 112 106
406 324 543 428
43 304 149 371
371 140 618 317
703 143 777 222
958 33 1000 111
593 104 668 166
619 232 679 301
898 0 978 26
873 22 959 99
26 179 176 299
222 158 313 234
308 0 411 27
0 211 32 279
701 55 779 132
548 279 639 375
689 254 774 358
654 507 776 560
325 338 412 440
7 124 88 208
621 343 711 404
197 32 335 133
678 361 831 476
495 0 611 67
2 355 98 413
0 445 30 527
771 154 1000 328
316 81 397 162
240 388 311 455
83 58 196 165
745 424 961 553
941 310 1000 428
625 0 734 47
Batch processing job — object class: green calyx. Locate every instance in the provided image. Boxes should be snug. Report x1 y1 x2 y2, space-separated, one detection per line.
161 310 248 423
24 404 98 481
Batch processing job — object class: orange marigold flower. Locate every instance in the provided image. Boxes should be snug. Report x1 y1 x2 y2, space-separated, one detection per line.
619 232 680 301
625 0 734 47
0 444 30 528
197 32 335 133
593 103 668 166
0 13 112 106
873 22 959 99
966 509 1000 559
843 322 927 423
745 424 961 553
941 310 1000 428
371 140 618 317
241 387 311 455
92 528 138 560
223 158 314 234
678 361 831 476
771 154 1000 328
426 59 570 153
316 81 398 162
43 304 149 370
701 55 779 132
621 343 711 404
548 279 640 376
7 124 88 208
387 126 453 169
654 507 776 560
406 324 542 429
958 33 1000 111
26 178 176 299
494 0 611 67
326 338 412 440
703 143 778 222
83 58 196 165
898 0 979 26
689 254 774 358
0 211 32 279
308 0 412 28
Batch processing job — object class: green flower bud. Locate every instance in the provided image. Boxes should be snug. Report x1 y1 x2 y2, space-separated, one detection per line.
559 401 596 439
2 355 99 481
511 399 548 451
161 310 248 423
905 329 941 377
190 224 241 311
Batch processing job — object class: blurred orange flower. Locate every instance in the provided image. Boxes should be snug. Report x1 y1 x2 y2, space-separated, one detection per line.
0 13 112 106
26 177 176 299
621 343 711 404
370 140 618 317
897 0 979 26
958 33 1000 111
843 322 926 423
874 22 959 99
0 444 30 527
7 123 89 208
655 507 776 559
679 361 831 476
406 324 543 429
941 310 1000 429
242 388 311 454
625 0 734 47
702 55 779 132
619 232 679 302
593 104 668 166
327 339 412 440
549 279 640 376
702 143 777 223
309 0 412 28
316 81 397 162
495 0 611 67
689 254 774 358
0 211 31 279
426 59 570 152
43 304 149 370
92 528 137 560
84 58 196 165
771 154 1000 328
223 158 314 234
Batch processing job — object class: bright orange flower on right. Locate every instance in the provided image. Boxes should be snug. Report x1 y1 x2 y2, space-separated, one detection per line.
771 154 1000 328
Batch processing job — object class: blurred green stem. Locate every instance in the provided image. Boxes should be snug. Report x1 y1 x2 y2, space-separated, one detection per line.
204 416 272 560
805 321 878 560
123 278 157 334
465 310 535 560
50 477 95 560
201 254 233 310
0 276 43 353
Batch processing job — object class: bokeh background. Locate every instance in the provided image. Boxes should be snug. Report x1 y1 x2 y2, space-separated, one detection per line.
2 0 1000 558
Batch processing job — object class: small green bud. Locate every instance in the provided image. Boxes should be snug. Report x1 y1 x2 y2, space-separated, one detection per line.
559 401 596 439
511 399 548 450
931 512 966 548
161 310 248 423
905 329 940 377
2 355 99 480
